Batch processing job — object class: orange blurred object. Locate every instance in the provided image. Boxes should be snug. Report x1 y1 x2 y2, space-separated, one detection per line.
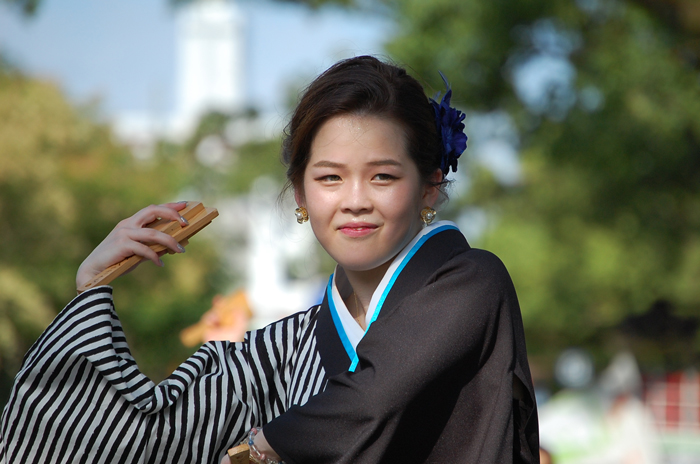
180 290 252 346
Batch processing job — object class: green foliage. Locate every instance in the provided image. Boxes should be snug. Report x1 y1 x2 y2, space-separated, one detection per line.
185 110 287 196
387 0 700 370
0 67 278 408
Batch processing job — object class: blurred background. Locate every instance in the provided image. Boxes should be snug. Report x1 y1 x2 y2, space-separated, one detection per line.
1 0 699 462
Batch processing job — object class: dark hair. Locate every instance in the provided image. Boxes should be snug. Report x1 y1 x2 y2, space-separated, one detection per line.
281 55 443 198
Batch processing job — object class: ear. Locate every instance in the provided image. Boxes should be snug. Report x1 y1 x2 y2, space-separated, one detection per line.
422 169 443 207
294 188 305 207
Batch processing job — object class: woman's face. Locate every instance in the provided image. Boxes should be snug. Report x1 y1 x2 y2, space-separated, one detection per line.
298 114 439 273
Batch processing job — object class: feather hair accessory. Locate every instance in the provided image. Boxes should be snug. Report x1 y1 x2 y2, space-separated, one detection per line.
429 71 468 177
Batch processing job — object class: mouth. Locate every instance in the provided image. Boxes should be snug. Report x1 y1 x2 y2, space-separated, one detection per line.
338 222 378 238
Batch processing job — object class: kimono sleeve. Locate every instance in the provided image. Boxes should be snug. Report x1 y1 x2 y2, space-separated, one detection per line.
263 249 534 463
0 287 268 464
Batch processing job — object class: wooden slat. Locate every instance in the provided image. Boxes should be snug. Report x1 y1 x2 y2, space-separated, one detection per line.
77 201 219 292
227 443 250 464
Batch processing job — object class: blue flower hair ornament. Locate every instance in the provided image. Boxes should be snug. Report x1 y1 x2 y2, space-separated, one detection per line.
430 71 468 177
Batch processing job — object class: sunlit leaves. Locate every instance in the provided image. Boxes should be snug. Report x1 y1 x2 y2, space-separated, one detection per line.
388 0 700 368
0 69 227 404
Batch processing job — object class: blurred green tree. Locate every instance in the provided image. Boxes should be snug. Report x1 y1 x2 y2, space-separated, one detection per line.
0 63 283 408
383 0 700 373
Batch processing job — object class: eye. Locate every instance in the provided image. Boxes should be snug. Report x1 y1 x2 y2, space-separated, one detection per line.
317 174 342 182
373 173 397 182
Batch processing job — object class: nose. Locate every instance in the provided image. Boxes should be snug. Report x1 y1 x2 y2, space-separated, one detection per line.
340 179 372 214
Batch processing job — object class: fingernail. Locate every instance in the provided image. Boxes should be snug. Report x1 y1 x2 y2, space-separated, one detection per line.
177 244 186 253
179 215 189 225
177 200 188 204
158 258 164 267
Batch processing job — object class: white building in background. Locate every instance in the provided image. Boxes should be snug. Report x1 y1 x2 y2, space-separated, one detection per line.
211 177 324 329
172 0 246 136
114 0 250 148
245 177 324 328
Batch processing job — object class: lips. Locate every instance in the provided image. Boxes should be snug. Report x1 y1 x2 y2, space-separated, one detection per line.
338 222 378 238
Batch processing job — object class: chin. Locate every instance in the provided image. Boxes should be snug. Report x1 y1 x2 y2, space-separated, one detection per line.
333 254 392 273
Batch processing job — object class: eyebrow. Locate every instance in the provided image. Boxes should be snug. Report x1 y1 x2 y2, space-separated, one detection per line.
310 159 403 168
311 160 343 168
368 159 402 167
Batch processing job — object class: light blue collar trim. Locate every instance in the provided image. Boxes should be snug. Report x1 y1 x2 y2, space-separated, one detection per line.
326 220 460 371
328 272 365 358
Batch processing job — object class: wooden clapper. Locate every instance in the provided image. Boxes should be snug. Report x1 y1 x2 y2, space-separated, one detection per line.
227 444 250 463
78 201 219 292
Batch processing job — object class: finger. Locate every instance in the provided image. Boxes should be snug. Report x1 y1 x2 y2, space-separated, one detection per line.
125 241 165 268
163 201 189 212
123 228 186 255
141 203 190 226
127 204 189 229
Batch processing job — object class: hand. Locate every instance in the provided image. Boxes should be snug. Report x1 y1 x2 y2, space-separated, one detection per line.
76 202 189 290
254 429 282 462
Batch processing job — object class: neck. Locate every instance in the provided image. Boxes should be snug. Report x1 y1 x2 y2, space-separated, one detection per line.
336 221 426 329
337 259 393 330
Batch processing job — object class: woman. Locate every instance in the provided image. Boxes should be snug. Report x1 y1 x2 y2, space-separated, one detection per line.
0 56 538 463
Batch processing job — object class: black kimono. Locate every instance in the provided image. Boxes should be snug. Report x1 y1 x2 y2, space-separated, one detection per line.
0 221 538 463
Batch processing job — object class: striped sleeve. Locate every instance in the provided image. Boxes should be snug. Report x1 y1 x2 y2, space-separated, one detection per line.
0 286 321 464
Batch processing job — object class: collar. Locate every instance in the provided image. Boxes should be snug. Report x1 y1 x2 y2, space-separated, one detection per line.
326 220 460 371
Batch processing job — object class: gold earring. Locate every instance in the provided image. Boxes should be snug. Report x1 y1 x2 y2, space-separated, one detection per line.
420 207 436 225
295 207 309 224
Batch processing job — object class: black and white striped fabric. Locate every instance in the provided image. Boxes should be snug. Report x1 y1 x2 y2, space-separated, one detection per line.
0 287 326 464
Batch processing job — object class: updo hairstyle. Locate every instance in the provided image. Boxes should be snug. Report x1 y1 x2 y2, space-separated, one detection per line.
282 55 444 198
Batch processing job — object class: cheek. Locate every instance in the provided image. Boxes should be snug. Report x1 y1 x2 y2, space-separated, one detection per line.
383 184 424 217
304 186 330 212
304 191 338 236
